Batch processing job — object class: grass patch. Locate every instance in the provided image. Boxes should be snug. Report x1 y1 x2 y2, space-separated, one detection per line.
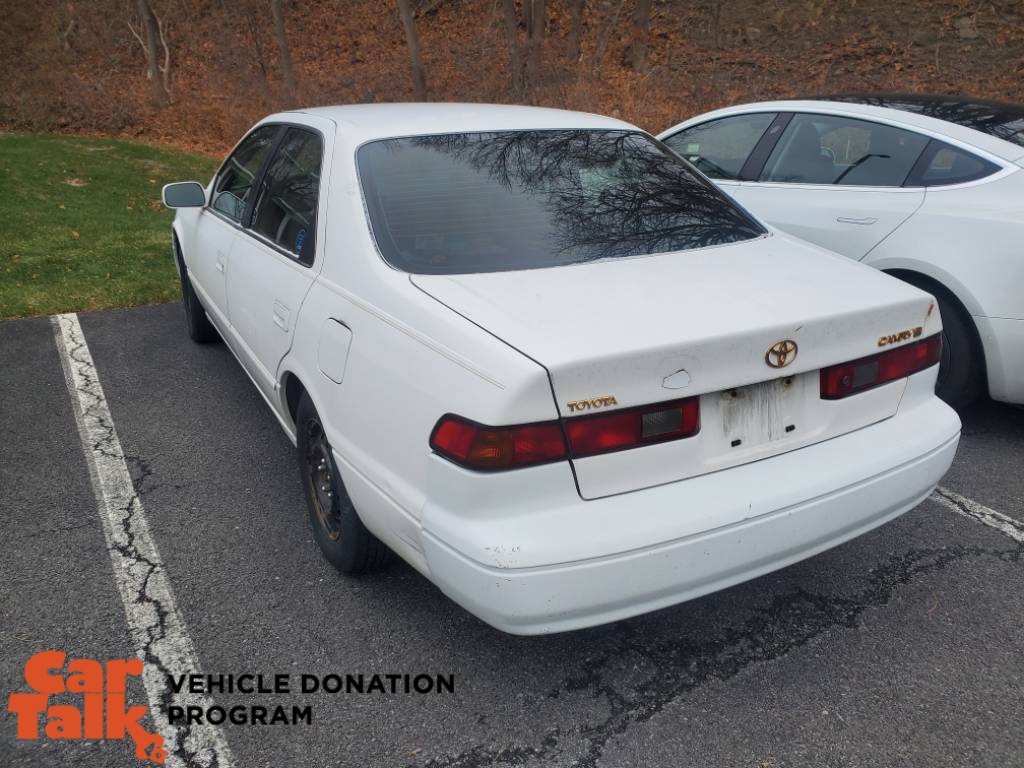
0 134 218 319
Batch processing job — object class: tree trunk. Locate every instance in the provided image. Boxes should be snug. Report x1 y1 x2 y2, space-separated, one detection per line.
630 0 652 71
270 0 298 96
568 0 586 60
136 0 168 107
396 0 427 99
242 2 272 100
525 0 545 88
500 0 523 93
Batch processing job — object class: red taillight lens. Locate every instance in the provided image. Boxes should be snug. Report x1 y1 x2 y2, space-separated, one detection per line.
564 397 700 458
429 415 567 471
430 397 701 471
820 335 942 400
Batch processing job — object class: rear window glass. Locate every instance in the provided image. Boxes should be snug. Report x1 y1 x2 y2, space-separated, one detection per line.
357 130 766 274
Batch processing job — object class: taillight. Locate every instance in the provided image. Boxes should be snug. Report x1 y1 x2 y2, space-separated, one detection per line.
430 397 700 471
429 415 566 471
820 335 942 400
564 397 700 458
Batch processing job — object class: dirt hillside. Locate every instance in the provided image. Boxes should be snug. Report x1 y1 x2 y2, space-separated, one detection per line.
3 0 1023 155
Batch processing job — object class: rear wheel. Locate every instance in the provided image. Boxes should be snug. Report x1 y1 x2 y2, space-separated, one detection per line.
295 393 392 573
896 275 982 410
175 244 218 344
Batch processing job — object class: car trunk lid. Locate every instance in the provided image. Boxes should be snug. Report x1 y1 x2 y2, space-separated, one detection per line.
412 234 941 498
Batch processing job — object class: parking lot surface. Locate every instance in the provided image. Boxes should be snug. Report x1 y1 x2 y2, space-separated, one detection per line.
2 302 1023 768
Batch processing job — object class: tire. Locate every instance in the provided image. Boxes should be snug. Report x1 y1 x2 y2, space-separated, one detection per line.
295 393 392 574
175 244 219 344
903 280 983 410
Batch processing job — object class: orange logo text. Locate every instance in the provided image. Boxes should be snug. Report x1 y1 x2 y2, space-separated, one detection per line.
6 650 166 763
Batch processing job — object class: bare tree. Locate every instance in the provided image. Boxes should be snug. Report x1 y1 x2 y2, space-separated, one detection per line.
568 0 586 60
396 0 427 99
501 0 524 92
270 0 297 96
128 0 170 107
502 0 545 93
629 0 652 71
709 0 727 49
241 1 272 100
525 0 546 87
59 2 78 50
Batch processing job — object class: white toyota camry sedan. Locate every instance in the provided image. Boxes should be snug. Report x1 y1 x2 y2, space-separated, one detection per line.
163 104 960 635
659 95 1024 409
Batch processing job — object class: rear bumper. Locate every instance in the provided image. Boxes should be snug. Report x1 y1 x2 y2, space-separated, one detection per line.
422 392 960 635
976 315 1024 405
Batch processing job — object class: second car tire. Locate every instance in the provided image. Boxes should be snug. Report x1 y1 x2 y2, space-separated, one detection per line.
906 280 983 410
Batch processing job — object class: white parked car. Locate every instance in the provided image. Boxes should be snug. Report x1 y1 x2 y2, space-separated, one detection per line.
163 104 960 635
659 95 1024 408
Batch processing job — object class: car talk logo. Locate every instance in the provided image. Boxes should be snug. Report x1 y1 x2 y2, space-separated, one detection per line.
7 650 166 763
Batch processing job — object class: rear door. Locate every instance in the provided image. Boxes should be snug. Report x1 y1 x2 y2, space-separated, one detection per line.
225 124 328 399
728 113 928 259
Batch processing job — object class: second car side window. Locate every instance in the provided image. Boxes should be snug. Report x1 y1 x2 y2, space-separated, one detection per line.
663 113 777 180
211 125 280 223
919 142 1000 186
251 128 323 265
760 114 928 187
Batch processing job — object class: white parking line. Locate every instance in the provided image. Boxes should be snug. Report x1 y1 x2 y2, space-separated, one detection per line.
933 485 1024 544
52 313 235 768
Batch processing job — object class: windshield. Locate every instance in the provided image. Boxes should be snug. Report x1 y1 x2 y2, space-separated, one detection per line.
357 129 766 274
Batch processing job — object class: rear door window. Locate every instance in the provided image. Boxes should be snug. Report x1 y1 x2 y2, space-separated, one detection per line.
250 128 323 265
211 125 280 223
662 113 777 180
357 130 766 275
760 114 928 186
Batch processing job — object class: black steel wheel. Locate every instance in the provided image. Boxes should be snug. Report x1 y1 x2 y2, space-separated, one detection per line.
295 393 393 574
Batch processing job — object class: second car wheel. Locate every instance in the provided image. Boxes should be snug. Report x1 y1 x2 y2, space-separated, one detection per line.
295 393 392 574
907 280 983 410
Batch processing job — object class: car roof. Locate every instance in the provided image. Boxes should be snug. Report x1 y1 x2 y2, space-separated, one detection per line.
813 94 1024 148
278 103 638 143
659 99 1024 163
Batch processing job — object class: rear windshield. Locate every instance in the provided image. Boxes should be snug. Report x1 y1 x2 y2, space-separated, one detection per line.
357 130 766 274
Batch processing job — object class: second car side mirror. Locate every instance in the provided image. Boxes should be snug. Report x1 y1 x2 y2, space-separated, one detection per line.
162 181 207 208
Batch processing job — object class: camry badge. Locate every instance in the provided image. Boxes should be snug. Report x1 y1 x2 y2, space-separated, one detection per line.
765 339 798 369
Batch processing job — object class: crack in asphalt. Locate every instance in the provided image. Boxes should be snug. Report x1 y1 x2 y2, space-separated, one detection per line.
415 544 1022 768
54 314 232 768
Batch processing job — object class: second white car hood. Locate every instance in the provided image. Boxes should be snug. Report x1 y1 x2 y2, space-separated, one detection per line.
410 233 941 416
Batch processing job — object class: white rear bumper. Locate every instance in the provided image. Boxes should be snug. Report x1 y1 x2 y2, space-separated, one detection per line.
422 391 960 635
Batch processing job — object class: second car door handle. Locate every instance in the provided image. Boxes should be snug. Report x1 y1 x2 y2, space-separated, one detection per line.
836 216 878 225
272 301 290 332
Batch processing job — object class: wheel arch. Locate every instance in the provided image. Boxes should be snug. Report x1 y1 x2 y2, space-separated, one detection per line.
280 369 308 431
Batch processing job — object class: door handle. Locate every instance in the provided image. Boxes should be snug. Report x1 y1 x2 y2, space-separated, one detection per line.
836 216 878 225
272 301 290 332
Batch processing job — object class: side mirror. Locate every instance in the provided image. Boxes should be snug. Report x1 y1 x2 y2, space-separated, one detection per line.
162 181 207 208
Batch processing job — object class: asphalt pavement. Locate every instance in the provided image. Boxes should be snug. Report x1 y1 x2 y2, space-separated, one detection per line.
2 302 1022 768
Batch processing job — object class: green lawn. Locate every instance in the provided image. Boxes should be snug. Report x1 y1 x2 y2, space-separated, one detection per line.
0 134 218 319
